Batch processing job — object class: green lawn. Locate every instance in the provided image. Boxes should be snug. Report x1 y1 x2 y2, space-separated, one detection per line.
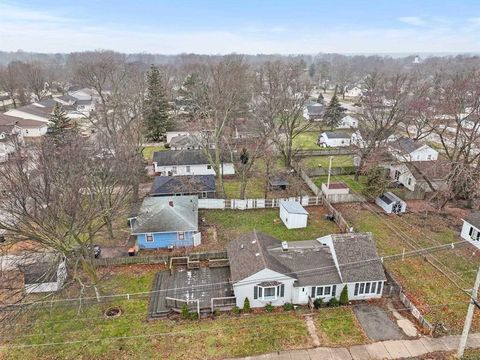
336 204 478 333
300 155 354 170
313 175 367 193
222 178 266 199
293 132 320 150
314 307 367 347
143 145 167 160
201 207 340 244
2 268 311 360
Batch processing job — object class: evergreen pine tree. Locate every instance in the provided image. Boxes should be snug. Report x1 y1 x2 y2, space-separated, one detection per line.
143 65 172 142
317 93 324 105
339 286 349 305
324 88 343 130
48 103 75 145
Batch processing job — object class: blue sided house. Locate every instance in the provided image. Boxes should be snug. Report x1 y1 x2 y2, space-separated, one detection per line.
130 195 201 249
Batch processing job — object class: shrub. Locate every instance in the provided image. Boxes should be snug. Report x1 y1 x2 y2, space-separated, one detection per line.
339 286 349 306
265 303 274 312
283 303 295 311
313 298 323 309
164 143 171 149
328 298 340 307
243 297 251 313
213 309 221 317
189 312 199 320
181 304 190 319
231 306 240 315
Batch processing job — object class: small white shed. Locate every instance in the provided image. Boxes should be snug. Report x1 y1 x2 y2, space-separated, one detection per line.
375 192 406 214
279 201 308 229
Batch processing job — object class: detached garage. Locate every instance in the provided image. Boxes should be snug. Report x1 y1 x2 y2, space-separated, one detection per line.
279 200 308 229
375 192 406 214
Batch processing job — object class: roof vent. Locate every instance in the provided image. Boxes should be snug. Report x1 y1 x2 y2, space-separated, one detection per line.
251 240 256 244
168 200 174 207
255 253 260 257
240 244 244 249
281 241 288 251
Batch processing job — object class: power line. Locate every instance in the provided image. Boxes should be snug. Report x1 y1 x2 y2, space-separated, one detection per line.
0 239 470 311
0 301 471 348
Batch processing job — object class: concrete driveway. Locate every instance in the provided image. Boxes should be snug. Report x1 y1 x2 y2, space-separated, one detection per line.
353 304 404 341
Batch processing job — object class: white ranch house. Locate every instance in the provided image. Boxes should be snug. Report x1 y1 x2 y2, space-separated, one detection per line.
337 115 358 129
318 131 351 148
461 212 480 249
389 137 438 162
386 161 449 192
226 231 386 309
153 150 235 176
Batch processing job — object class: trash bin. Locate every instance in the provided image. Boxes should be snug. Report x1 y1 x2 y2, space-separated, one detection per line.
128 247 135 257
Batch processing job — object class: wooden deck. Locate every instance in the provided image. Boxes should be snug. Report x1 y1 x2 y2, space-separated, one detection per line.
149 267 233 319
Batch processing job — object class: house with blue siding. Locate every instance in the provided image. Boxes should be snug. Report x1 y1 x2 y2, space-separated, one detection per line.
130 196 201 249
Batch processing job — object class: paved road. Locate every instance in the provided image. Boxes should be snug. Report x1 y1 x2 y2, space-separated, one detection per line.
353 304 404 341
231 333 480 359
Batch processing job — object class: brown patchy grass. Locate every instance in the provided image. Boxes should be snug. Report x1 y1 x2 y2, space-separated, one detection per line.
335 202 480 333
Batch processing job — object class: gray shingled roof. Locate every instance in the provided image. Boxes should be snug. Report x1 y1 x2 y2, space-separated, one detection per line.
465 212 480 230
131 196 198 234
170 134 201 148
227 232 341 286
227 232 386 286
149 175 215 196
153 149 231 166
331 233 386 283
391 137 425 154
307 103 324 116
323 131 351 139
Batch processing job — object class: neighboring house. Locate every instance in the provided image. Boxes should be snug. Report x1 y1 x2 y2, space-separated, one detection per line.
318 131 351 148
303 103 324 121
149 175 216 198
153 150 235 176
345 86 363 98
375 192 406 214
130 195 201 249
166 131 190 144
0 95 14 110
0 113 48 138
170 134 211 151
461 212 480 249
227 231 386 309
0 124 24 161
5 103 52 123
0 244 67 297
386 160 450 192
389 137 438 162
351 129 396 148
337 115 358 129
279 200 308 229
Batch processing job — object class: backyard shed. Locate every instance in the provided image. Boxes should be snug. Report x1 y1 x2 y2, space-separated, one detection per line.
375 192 406 214
268 175 289 191
279 200 308 229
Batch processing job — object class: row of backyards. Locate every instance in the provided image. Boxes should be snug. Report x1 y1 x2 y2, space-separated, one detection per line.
1 265 366 360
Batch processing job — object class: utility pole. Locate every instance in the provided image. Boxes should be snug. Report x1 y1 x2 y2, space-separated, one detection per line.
457 266 480 358
326 156 333 189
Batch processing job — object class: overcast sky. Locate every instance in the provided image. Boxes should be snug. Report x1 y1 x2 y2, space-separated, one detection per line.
1 0 480 54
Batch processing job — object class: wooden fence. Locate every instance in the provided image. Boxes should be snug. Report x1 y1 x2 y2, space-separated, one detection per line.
93 250 228 267
296 149 355 157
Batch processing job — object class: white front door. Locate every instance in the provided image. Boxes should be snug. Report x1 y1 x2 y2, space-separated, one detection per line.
297 287 308 304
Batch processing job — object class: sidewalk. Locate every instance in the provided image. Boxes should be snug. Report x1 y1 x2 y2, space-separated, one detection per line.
232 333 480 359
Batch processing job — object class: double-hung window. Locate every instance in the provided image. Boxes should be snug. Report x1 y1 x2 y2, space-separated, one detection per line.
146 233 154 242
469 226 480 242
311 285 336 298
178 232 185 240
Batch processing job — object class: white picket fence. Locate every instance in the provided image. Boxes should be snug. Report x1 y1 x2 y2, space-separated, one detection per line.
198 196 323 210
